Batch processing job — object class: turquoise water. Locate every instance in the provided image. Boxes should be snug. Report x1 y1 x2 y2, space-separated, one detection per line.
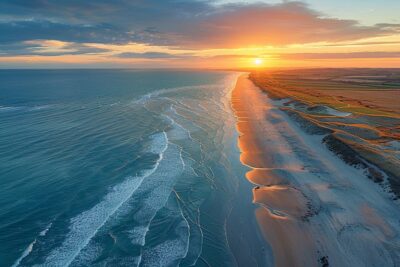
0 70 266 266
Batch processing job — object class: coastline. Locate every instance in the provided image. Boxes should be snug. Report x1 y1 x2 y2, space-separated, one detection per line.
249 70 400 198
231 74 400 266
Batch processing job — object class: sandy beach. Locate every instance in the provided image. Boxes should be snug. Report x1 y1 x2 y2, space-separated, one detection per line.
231 74 400 266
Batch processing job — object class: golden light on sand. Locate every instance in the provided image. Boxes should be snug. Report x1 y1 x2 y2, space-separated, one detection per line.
254 58 263 66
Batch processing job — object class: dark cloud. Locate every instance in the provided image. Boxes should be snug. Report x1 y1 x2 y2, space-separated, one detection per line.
0 0 211 45
63 43 110 55
0 0 399 53
0 41 110 56
115 51 191 59
0 20 132 44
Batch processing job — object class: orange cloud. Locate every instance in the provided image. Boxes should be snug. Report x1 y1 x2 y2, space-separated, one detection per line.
173 2 400 49
277 51 400 60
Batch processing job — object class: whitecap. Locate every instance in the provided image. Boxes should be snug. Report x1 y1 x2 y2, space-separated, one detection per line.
41 132 168 267
0 104 54 112
11 240 36 267
29 105 54 111
39 223 53 237
0 105 24 112
131 84 220 106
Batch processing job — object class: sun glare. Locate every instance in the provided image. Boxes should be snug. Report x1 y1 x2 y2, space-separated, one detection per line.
254 58 263 66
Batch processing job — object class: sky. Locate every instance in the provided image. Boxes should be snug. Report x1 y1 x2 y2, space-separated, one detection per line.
0 0 399 69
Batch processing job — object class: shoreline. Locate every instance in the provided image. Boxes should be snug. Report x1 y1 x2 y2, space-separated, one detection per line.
231 74 400 266
249 70 400 198
231 74 319 266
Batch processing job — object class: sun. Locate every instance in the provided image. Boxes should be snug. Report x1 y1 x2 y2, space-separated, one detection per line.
254 58 263 66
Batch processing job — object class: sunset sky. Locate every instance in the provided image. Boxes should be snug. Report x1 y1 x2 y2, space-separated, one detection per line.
1 0 400 68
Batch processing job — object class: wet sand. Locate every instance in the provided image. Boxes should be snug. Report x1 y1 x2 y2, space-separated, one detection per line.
231 74 319 266
231 74 400 267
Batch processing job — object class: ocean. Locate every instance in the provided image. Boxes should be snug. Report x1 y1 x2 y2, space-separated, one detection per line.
0 70 266 266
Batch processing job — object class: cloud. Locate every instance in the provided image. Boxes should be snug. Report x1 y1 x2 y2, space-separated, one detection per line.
115 51 191 59
0 20 132 44
175 2 400 48
0 40 110 56
320 40 400 47
0 0 211 46
277 51 400 60
0 0 399 53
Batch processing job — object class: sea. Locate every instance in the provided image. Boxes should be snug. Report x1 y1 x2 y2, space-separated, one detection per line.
0 70 267 267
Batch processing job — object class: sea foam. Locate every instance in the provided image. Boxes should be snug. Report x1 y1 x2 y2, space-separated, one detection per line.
41 132 168 267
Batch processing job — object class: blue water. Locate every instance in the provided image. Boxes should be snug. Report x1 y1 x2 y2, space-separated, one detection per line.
0 70 266 266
